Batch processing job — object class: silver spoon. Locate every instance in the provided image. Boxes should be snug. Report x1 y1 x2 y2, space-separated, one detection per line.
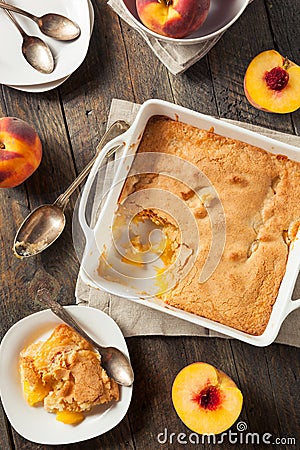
0 1 80 41
2 4 54 74
36 288 134 386
13 120 130 258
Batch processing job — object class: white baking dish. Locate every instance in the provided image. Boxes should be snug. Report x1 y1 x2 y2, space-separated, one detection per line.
78 99 300 346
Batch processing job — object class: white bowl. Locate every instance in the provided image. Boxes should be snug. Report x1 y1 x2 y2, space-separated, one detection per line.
121 0 250 45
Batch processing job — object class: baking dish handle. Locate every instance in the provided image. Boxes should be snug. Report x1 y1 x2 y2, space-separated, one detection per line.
282 239 300 321
78 135 128 240
283 297 300 319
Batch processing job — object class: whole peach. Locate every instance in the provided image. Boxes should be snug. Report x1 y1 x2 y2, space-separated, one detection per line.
0 117 42 188
136 0 210 39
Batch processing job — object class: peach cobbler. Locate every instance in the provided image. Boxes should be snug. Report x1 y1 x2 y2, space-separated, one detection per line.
111 116 300 336
20 324 119 424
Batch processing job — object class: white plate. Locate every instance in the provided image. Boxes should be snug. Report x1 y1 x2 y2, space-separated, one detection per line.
0 0 91 85
0 306 132 445
6 0 94 93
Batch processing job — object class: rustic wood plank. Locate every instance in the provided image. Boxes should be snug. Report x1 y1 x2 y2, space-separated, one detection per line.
0 404 14 450
265 0 300 63
126 337 189 449
60 0 136 174
1 88 76 203
264 0 300 135
264 344 300 447
291 110 300 137
230 341 283 450
75 418 135 450
169 56 219 116
119 21 174 102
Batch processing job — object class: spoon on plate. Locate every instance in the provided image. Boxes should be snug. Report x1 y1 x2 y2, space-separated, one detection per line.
13 120 130 258
2 3 54 74
0 1 80 40
36 287 134 386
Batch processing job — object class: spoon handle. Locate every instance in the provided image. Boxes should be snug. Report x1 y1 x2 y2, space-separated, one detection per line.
0 2 35 22
36 287 104 351
1 1 26 37
54 120 130 210
36 287 134 386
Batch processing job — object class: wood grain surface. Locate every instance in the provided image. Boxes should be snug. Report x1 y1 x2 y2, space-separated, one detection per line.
0 0 299 449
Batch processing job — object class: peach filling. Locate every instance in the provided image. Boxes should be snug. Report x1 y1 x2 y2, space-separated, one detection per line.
23 379 50 407
119 210 180 269
56 411 84 425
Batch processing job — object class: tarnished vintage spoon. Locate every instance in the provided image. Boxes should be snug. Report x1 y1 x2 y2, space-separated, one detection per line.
36 288 134 386
2 4 54 74
0 1 80 41
13 120 130 258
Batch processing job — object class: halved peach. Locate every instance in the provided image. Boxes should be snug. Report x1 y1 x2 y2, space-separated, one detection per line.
244 50 300 113
172 362 243 435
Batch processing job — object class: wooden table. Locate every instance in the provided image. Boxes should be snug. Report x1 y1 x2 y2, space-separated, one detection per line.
1 1 299 449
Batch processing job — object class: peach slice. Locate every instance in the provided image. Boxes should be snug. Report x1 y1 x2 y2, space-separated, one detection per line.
244 50 300 113
56 411 84 425
172 362 243 435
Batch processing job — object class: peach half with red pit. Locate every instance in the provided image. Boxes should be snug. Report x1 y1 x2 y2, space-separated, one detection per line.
172 362 243 435
244 50 300 114
136 0 210 39
0 117 42 188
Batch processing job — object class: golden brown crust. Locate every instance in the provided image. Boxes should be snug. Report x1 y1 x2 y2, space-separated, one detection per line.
119 116 300 335
20 324 119 413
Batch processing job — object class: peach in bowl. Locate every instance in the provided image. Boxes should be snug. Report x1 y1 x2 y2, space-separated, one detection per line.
121 0 250 45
